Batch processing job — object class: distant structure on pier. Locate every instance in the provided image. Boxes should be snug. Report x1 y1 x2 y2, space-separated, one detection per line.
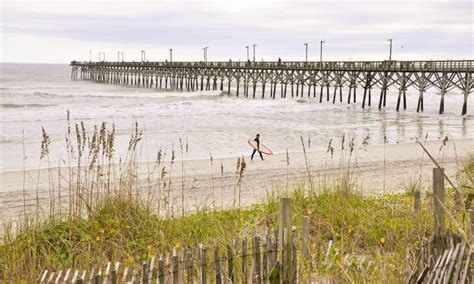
70 60 473 115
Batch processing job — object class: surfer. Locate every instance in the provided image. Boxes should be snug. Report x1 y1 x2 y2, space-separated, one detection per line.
251 134 264 161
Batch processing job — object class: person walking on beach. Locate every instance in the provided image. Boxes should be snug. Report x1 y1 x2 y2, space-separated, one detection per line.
251 133 264 161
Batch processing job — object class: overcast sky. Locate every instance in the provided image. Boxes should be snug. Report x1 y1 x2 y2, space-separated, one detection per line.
1 0 472 63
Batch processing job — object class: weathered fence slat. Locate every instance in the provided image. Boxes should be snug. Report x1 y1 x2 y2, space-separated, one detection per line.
214 247 222 284
415 266 429 284
185 249 193 283
142 261 148 284
54 270 62 283
199 244 207 284
172 248 179 284
40 270 48 282
433 168 446 238
279 197 293 283
459 251 471 284
111 269 117 284
122 265 130 282
242 238 248 284
443 242 460 283
179 253 185 284
47 271 55 283
441 246 452 281
302 216 311 260
102 262 111 283
452 240 466 282
262 230 269 281
292 235 298 282
63 269 71 282
253 232 262 284
325 239 333 262
149 256 155 282
130 267 138 283
71 270 79 283
227 243 234 283
80 270 87 281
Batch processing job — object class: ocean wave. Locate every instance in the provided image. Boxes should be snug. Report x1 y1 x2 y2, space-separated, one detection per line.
31 90 225 99
1 103 55 109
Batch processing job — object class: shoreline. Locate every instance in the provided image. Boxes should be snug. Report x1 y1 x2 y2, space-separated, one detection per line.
0 137 472 223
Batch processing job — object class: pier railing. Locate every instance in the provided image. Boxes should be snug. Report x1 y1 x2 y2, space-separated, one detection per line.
71 60 473 72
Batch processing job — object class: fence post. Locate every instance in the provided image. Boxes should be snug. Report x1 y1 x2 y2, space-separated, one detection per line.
279 197 293 284
433 168 446 237
302 216 310 260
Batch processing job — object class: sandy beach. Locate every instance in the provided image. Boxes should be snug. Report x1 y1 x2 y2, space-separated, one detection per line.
1 137 472 223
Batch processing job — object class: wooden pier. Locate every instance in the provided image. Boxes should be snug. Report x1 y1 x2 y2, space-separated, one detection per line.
70 60 473 114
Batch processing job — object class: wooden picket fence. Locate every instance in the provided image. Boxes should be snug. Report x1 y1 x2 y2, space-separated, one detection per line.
408 168 473 284
37 198 315 283
37 233 293 283
408 234 472 284
36 167 474 283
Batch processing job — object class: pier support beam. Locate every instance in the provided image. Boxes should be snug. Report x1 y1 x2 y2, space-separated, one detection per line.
462 72 471 116
439 87 446 114
362 73 372 108
417 88 425 112
378 77 388 110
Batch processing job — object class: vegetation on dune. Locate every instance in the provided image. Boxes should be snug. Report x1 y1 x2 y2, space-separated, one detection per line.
2 183 467 282
0 117 472 281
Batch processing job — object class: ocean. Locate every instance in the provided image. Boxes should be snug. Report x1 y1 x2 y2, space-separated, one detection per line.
1 63 473 173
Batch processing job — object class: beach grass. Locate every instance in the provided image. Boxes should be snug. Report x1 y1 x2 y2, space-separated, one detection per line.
0 184 431 281
2 167 472 281
0 119 472 281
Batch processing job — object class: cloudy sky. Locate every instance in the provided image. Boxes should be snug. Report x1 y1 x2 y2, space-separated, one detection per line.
1 0 472 63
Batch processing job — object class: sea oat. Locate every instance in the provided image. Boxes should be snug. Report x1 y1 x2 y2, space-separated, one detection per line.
40 127 50 160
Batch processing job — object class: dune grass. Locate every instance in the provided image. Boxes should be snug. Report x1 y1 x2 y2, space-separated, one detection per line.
0 118 472 281
1 181 465 282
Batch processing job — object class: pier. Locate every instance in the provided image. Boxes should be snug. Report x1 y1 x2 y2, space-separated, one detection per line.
70 60 473 114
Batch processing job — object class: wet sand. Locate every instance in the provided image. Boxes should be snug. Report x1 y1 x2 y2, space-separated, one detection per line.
0 138 472 223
